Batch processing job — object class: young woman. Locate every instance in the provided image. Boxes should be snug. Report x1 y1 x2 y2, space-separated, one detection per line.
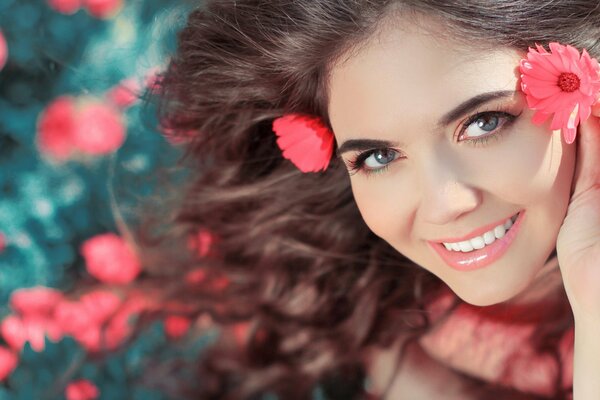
144 1 600 398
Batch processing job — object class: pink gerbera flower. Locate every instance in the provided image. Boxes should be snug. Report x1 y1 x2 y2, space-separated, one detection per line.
272 114 334 173
519 42 600 144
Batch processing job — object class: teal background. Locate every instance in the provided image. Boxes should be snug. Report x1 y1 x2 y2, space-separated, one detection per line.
0 1 211 398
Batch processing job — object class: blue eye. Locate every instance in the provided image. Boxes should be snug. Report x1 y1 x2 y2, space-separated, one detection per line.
363 149 399 169
345 109 520 177
467 115 499 135
458 111 518 144
346 148 401 176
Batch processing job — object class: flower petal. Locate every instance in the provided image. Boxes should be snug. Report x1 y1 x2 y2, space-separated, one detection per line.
523 83 562 99
273 114 333 172
532 111 551 125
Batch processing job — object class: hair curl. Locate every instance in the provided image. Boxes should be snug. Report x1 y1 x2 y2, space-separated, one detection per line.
134 1 599 398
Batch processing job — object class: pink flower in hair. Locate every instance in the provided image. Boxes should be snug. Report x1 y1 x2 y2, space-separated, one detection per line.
519 42 600 144
272 114 334 173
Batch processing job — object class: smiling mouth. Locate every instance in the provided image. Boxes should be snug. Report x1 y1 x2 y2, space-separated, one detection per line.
427 210 525 271
439 212 520 252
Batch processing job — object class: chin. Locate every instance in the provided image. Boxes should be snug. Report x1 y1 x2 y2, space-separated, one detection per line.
450 284 524 307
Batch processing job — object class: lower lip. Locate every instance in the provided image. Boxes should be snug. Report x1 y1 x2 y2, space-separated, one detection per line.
427 211 525 272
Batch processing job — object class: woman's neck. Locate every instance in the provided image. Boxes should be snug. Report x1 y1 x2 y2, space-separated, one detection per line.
477 250 568 323
505 250 563 306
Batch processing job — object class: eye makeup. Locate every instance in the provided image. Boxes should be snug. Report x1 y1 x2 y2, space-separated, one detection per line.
344 106 522 177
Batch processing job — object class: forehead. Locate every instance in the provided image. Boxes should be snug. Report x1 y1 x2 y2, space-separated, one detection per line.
327 18 522 141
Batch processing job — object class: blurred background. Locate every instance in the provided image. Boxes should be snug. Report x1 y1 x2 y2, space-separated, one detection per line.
0 1 215 398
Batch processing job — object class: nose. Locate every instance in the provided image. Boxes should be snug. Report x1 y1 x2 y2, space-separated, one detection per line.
418 159 482 225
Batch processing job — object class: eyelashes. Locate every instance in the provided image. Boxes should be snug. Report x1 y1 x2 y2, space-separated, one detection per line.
344 109 521 177
346 148 400 177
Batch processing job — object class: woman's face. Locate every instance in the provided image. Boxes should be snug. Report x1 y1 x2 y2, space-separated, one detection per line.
327 19 576 306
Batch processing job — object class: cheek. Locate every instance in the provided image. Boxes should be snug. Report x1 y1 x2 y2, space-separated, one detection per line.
469 127 575 204
350 177 414 240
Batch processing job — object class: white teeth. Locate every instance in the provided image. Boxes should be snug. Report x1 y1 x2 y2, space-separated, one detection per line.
483 231 495 245
458 241 473 252
470 236 485 250
494 225 506 239
442 212 519 253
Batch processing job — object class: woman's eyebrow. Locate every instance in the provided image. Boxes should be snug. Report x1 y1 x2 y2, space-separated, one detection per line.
336 89 517 157
436 89 517 128
336 138 399 157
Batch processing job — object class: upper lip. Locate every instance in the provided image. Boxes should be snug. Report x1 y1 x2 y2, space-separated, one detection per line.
429 211 521 244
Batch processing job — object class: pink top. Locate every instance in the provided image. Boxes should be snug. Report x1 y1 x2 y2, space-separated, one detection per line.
418 263 573 398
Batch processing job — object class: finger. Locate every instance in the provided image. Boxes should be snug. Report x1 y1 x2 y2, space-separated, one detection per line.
593 101 600 117
570 114 600 200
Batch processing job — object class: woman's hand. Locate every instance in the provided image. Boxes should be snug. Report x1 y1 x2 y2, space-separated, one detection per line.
556 104 600 400
556 104 600 326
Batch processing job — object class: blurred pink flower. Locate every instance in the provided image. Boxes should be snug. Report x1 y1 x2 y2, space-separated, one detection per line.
0 30 7 72
37 96 78 160
0 232 6 253
187 229 214 258
47 0 82 14
54 290 122 352
10 286 64 316
83 0 123 19
520 42 600 144
55 291 147 352
1 286 146 354
164 315 191 340
0 346 17 381
0 287 65 352
0 314 63 352
54 301 94 337
106 78 140 109
81 233 141 284
100 294 147 350
80 290 122 322
37 97 126 160
1 315 27 350
66 379 100 400
73 101 126 155
185 268 206 285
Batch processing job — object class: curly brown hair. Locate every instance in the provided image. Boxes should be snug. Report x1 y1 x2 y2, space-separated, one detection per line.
133 1 599 399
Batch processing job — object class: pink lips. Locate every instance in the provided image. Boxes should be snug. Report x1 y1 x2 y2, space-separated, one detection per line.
427 211 525 272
